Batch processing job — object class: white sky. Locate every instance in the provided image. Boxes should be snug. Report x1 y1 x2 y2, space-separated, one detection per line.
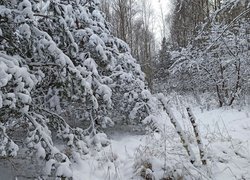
149 0 173 42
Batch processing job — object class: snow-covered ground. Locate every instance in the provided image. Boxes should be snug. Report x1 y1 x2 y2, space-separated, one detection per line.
72 107 250 180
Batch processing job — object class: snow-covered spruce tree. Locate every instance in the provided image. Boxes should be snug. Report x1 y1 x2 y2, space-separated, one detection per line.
0 0 150 178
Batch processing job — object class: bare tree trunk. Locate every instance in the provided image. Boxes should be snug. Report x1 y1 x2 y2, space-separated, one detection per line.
186 107 207 165
158 95 196 164
216 84 223 107
229 59 241 106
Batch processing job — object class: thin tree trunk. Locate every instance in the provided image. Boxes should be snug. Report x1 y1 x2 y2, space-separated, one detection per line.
158 95 196 164
229 60 241 106
186 107 207 165
216 84 223 107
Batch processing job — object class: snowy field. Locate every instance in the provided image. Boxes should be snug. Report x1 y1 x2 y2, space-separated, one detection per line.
72 107 250 180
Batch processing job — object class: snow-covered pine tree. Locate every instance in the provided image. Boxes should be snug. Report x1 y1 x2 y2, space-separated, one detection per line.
0 0 153 178
153 37 173 92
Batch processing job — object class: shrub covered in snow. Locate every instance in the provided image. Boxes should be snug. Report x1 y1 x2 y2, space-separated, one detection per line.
0 0 154 178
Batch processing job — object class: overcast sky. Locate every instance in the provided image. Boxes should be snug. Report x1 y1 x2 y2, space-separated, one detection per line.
150 0 173 42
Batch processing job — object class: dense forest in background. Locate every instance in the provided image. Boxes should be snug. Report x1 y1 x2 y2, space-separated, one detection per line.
100 0 158 88
166 0 250 107
101 0 250 107
0 0 250 179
